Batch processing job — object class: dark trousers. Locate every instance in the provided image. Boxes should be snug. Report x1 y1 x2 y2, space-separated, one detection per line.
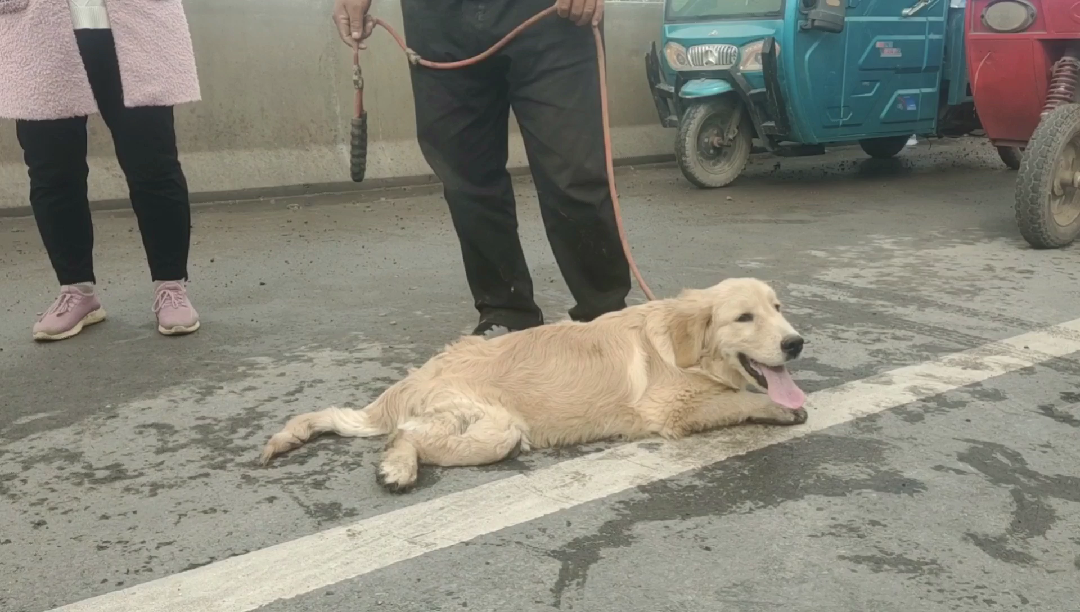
401 0 631 328
15 29 191 286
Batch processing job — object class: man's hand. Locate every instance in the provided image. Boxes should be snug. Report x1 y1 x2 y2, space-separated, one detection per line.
333 0 375 48
555 0 604 26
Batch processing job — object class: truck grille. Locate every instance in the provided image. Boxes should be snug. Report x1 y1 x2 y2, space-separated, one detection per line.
688 44 739 69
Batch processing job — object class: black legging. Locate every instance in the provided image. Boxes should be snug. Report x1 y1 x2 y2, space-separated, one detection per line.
15 29 191 285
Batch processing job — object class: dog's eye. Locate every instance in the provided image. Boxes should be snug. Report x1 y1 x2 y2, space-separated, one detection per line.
736 313 754 322
774 304 781 312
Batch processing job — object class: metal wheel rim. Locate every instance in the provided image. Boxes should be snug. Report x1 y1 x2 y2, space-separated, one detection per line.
1051 139 1080 228
696 114 739 174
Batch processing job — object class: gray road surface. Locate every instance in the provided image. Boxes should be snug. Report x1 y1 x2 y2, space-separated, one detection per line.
1 140 1078 612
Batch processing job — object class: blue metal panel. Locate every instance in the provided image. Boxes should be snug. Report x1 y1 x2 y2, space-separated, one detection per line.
778 4 846 144
839 0 949 139
663 21 783 49
784 0 952 144
678 78 736 99
944 7 971 106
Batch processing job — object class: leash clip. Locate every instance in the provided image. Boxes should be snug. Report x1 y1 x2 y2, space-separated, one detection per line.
353 63 364 90
352 38 365 91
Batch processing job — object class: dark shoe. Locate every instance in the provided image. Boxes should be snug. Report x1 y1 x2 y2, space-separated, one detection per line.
472 321 519 339
472 318 542 339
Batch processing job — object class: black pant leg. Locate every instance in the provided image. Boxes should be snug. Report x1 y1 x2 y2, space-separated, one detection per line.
16 116 95 286
401 0 543 329
502 7 630 322
80 29 191 282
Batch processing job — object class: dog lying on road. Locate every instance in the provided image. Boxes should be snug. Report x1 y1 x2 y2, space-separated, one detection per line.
260 278 808 493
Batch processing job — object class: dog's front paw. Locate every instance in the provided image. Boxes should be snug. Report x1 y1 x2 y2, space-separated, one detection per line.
375 461 417 494
788 408 808 425
746 407 808 427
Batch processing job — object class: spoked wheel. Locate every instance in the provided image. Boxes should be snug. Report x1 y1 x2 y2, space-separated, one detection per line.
1015 103 1080 249
675 97 753 189
997 145 1023 170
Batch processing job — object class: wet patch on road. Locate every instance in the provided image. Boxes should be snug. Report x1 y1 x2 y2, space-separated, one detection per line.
544 434 923 608
957 439 1080 566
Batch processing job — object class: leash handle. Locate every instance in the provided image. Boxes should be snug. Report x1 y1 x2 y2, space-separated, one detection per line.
351 39 368 182
350 112 368 183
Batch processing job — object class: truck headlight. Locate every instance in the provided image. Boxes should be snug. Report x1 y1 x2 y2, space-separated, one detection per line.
982 0 1036 33
664 42 691 71
738 40 778 72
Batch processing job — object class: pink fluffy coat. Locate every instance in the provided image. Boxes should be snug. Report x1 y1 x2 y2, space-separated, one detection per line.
0 0 201 121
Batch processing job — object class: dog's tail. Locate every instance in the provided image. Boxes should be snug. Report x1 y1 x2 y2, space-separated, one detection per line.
259 397 392 466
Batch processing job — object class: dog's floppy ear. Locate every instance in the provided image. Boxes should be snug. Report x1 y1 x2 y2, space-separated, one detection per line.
668 301 714 368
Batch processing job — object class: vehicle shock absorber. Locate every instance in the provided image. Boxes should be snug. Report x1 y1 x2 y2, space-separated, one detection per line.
1043 47 1080 117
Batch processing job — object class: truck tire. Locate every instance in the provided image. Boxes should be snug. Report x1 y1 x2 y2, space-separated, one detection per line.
675 97 753 189
858 135 910 159
1015 103 1080 249
997 145 1023 170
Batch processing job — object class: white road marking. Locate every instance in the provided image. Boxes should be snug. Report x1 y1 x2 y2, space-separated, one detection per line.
50 318 1080 612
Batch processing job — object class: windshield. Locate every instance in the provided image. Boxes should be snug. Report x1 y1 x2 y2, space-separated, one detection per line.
666 0 783 20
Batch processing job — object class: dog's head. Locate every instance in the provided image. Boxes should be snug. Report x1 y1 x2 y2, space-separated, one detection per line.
666 278 806 409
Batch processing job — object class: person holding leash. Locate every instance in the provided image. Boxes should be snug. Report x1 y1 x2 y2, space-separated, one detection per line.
0 0 202 341
334 0 631 337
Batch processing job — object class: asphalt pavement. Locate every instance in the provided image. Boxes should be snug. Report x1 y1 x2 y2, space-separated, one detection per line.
1 140 1078 612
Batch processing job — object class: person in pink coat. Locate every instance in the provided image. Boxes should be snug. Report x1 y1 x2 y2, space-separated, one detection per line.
0 0 202 341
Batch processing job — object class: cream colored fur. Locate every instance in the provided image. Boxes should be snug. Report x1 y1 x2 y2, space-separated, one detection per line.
260 278 807 493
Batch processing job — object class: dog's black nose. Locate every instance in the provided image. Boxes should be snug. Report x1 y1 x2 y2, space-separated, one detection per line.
781 335 804 359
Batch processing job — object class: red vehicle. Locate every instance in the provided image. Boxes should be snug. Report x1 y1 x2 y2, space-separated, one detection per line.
966 0 1080 249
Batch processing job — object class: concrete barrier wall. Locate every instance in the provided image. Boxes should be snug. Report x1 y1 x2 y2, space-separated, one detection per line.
0 0 670 210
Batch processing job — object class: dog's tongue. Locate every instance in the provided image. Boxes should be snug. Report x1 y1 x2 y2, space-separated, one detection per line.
761 365 806 409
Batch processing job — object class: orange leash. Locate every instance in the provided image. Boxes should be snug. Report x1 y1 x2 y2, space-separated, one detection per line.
352 7 656 301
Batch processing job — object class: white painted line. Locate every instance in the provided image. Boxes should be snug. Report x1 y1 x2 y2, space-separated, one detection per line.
50 318 1080 612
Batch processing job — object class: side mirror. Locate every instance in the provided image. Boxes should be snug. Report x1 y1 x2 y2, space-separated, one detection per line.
800 0 846 33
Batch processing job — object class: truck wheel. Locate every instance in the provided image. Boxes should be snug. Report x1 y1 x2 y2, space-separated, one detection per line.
1016 103 1080 249
858 136 910 159
997 145 1023 170
675 97 752 189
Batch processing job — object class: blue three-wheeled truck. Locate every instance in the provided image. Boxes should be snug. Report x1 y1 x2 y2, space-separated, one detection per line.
645 0 1005 188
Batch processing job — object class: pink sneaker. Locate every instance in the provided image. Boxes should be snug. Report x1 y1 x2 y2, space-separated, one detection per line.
153 281 201 336
33 285 107 341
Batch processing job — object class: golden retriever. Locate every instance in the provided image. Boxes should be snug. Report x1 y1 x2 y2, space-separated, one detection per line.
260 277 808 493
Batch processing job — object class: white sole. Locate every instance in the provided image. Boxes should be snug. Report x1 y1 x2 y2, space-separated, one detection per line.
158 319 201 336
33 308 107 342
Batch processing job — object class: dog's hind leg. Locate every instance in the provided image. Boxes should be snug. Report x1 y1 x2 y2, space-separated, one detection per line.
378 432 422 494
260 406 388 465
376 404 524 493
